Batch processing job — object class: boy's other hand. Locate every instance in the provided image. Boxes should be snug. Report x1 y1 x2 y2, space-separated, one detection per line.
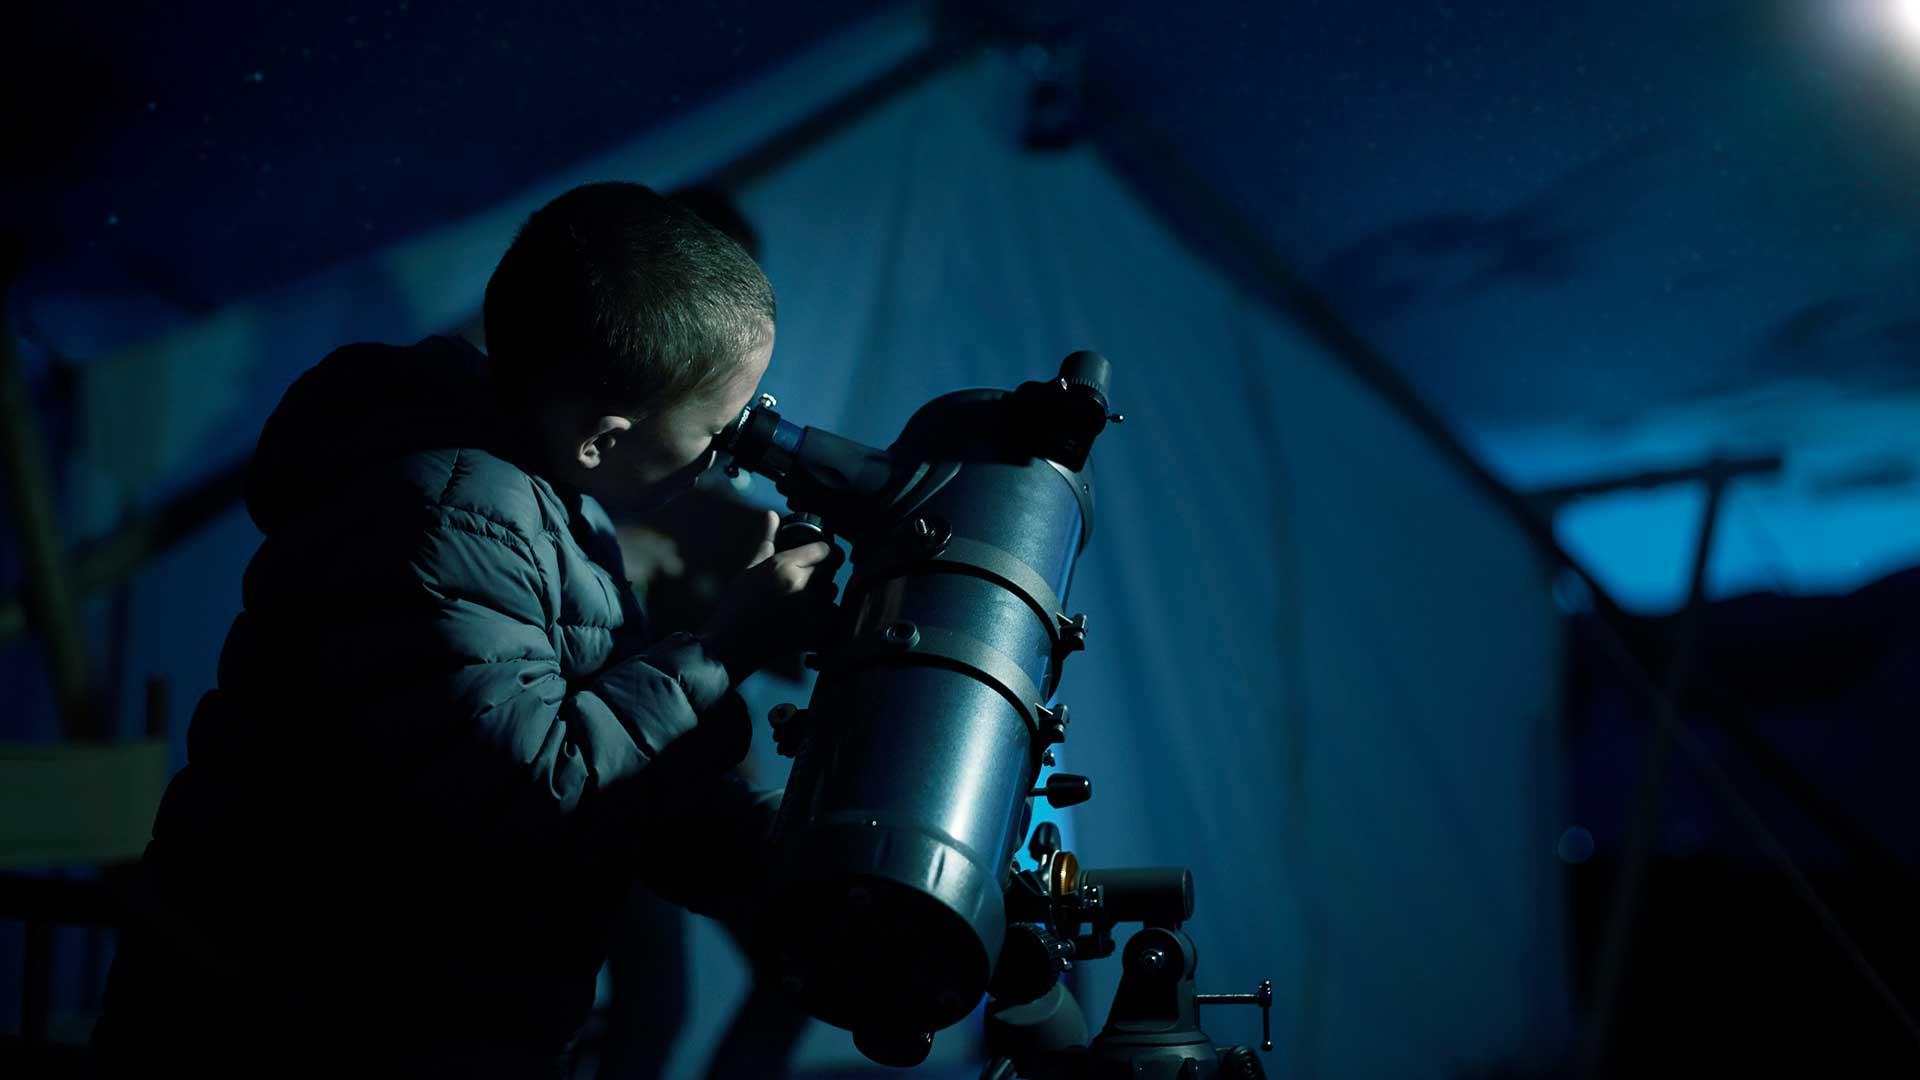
700 511 845 684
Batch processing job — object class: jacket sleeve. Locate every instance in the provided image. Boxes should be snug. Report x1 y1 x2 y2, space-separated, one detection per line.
242 497 746 865
629 738 786 937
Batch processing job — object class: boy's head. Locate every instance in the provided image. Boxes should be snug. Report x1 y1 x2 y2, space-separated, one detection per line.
484 181 775 513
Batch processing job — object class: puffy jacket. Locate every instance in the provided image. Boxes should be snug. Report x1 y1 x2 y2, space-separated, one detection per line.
95 335 777 1069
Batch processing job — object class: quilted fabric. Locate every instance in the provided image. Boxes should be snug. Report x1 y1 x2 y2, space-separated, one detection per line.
99 336 774 1057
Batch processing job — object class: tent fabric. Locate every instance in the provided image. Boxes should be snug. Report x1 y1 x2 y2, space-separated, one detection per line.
27 9 1571 1077
727 46 1570 1076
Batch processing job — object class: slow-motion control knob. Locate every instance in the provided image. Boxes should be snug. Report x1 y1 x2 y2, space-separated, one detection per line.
775 512 828 551
990 923 1077 1005
1217 1045 1267 1079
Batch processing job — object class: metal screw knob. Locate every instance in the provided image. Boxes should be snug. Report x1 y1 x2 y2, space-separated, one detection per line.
1027 821 1062 861
1029 772 1092 809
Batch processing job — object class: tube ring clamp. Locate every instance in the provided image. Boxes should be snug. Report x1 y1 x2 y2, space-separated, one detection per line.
817 625 1047 739
847 537 1086 677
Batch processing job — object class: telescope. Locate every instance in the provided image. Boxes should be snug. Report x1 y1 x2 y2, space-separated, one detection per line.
720 353 1271 1078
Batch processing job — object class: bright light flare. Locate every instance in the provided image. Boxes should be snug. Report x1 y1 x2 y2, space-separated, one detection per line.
1899 0 1920 44
1833 0 1920 57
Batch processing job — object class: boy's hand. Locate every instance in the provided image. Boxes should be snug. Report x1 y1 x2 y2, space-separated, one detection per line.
699 511 845 684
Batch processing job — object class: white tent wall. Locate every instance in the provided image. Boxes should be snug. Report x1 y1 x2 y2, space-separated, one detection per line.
730 44 1573 1078
44 7 1574 1076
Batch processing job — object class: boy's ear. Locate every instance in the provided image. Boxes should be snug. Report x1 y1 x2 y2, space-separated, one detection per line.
575 414 634 469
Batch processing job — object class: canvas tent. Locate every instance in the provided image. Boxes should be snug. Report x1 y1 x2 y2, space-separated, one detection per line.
8 6 1580 1076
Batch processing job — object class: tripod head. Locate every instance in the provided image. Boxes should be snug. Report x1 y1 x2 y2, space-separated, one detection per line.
991 827 1273 1080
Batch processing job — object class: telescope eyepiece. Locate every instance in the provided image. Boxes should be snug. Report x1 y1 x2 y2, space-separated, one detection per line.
720 392 804 481
1058 350 1112 405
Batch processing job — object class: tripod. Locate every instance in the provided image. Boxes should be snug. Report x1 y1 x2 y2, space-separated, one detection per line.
979 837 1272 1079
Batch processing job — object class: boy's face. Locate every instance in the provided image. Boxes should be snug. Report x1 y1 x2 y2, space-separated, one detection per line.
571 323 774 513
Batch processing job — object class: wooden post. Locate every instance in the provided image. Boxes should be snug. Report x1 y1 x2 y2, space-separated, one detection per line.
0 459 247 651
22 915 52 1048
0 255 97 739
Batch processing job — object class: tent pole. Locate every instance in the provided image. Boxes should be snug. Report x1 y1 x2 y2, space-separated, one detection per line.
1541 451 1920 1061
0 258 98 739
1075 85 1919 1052
702 29 977 193
1543 456 1912 876
1522 453 1782 517
1075 73 1656 647
1572 471 1727 1076
1569 519 1920 1062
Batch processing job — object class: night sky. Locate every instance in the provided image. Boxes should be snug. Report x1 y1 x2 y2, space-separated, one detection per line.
1094 0 1920 423
3 2 888 305
7 0 1919 607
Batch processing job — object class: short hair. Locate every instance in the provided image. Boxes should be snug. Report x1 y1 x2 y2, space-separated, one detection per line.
668 185 761 262
483 181 775 417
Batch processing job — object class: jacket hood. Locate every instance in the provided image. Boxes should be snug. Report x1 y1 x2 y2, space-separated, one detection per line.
245 335 522 534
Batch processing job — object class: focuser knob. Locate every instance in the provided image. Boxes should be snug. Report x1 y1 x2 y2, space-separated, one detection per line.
1030 772 1092 809
766 703 813 758
1027 821 1063 862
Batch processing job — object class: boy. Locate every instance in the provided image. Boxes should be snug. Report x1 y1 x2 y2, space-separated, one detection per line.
93 182 839 1077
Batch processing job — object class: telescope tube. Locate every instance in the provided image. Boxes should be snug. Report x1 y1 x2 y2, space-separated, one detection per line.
750 355 1115 1038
